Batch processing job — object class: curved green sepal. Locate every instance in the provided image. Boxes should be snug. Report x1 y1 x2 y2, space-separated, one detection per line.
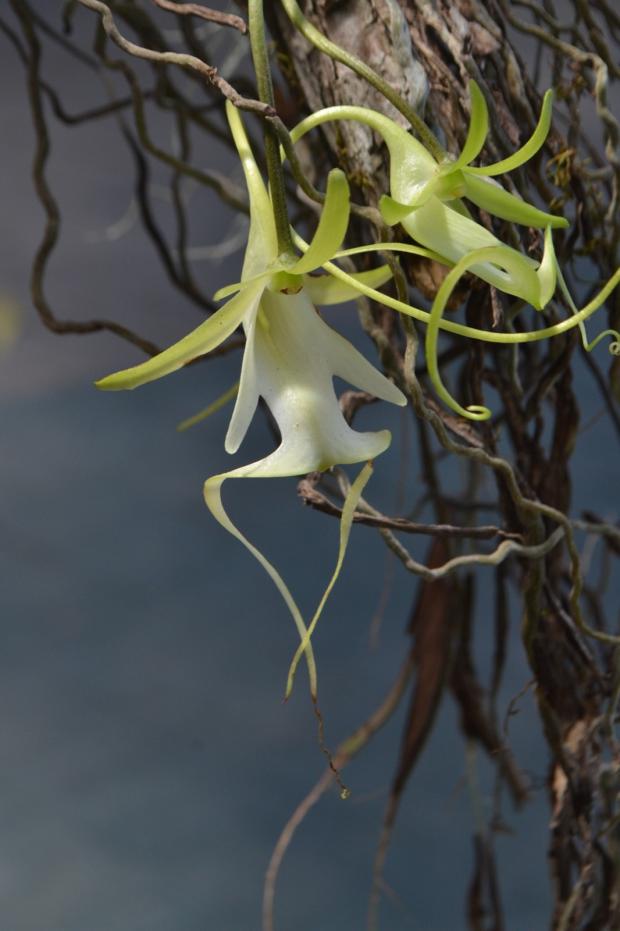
379 194 416 226
290 168 350 275
225 101 278 276
304 266 393 306
537 227 558 309
468 89 554 177
334 241 448 264
289 105 437 203
451 80 489 171
96 279 263 391
463 175 569 229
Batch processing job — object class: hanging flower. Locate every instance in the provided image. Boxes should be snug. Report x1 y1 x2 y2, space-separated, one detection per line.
96 101 406 697
289 82 567 307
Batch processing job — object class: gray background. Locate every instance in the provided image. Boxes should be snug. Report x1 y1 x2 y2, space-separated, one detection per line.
1 4 617 930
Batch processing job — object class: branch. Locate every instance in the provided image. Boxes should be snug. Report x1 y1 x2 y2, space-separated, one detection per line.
376 518 564 583
75 0 272 116
9 0 161 357
298 473 522 542
150 0 247 34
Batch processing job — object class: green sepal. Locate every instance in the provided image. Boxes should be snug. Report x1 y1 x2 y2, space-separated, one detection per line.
450 80 489 171
290 168 350 275
289 104 438 204
226 101 278 277
333 242 448 264
463 174 569 229
96 278 264 391
303 266 393 305
537 227 558 309
468 89 554 177
379 194 416 226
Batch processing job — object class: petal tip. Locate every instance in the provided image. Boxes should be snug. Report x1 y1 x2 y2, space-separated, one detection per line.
224 433 241 455
383 382 408 407
94 374 126 392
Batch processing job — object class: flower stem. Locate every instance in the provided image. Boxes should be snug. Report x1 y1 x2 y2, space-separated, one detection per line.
248 0 295 257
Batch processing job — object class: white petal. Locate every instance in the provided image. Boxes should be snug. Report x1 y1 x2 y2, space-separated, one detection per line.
233 422 391 478
246 289 396 474
224 308 261 454
402 197 539 299
324 325 406 406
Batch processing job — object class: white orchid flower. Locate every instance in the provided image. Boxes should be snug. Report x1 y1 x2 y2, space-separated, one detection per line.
97 101 406 698
289 82 568 308
379 83 567 225
288 93 619 420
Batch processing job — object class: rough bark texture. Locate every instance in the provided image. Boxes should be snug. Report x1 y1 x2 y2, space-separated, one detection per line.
273 1 427 196
268 4 620 930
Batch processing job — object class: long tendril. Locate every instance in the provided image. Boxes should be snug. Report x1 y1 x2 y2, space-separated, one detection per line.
291 228 620 347
556 264 620 355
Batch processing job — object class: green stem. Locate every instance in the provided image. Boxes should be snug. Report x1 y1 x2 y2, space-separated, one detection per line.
248 0 294 257
279 0 446 161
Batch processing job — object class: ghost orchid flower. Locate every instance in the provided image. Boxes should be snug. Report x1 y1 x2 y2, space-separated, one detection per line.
97 101 406 698
289 84 569 308
379 83 567 227
287 98 619 420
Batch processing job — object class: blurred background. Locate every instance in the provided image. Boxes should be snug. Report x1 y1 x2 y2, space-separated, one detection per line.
1 2 618 930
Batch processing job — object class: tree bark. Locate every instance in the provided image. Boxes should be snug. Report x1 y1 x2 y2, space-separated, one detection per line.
268 4 620 929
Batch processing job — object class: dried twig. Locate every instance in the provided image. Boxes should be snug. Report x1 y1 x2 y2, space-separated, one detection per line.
298 473 522 541
9 0 162 357
75 0 271 116
150 0 247 34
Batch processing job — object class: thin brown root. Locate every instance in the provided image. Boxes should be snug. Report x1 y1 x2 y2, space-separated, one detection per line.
263 654 416 931
312 697 349 799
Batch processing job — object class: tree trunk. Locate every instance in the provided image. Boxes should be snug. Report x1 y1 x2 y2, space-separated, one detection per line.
268 3 620 929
